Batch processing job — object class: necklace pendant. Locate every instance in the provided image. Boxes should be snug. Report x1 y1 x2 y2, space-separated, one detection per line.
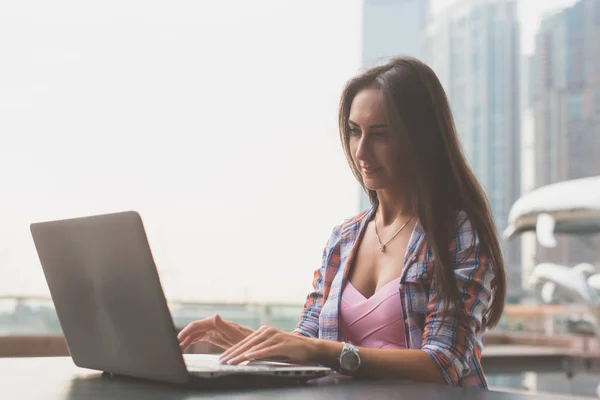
380 244 386 253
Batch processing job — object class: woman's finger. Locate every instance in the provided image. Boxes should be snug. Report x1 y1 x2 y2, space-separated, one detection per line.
219 327 274 364
178 314 255 352
213 314 251 345
179 336 196 351
180 330 229 351
177 317 215 344
179 329 211 350
219 325 271 360
201 331 231 350
230 344 284 365
227 339 278 365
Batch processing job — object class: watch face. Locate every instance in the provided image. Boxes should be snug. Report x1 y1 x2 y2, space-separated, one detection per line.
341 351 360 371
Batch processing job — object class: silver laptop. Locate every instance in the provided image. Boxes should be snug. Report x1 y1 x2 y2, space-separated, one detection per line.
30 211 331 386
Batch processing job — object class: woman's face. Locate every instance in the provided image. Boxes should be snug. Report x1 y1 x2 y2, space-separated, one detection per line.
348 88 403 191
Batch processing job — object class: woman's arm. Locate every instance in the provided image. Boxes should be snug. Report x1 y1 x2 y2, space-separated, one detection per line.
292 225 342 338
311 340 447 384
421 243 494 385
292 248 327 338
419 221 494 385
291 262 325 338
219 328 444 385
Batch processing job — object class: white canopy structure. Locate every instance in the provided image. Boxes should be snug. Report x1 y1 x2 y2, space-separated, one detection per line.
528 262 599 305
588 274 600 293
504 176 600 247
506 175 600 394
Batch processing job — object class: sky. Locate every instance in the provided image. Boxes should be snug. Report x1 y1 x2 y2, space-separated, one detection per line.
0 0 363 303
0 0 582 305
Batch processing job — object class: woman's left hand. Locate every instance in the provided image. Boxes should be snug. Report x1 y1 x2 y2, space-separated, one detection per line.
218 326 315 365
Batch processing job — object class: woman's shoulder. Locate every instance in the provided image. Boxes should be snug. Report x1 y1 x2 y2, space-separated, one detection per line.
336 207 373 233
326 207 374 242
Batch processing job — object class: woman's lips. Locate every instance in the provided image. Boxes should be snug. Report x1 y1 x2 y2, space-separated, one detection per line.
361 166 381 176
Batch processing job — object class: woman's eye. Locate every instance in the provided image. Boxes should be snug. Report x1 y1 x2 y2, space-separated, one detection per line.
349 128 361 136
372 131 388 138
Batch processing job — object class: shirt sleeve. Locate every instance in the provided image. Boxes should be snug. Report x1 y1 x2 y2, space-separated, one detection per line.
292 225 342 338
420 212 495 386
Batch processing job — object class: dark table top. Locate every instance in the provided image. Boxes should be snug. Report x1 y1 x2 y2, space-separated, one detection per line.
0 357 586 400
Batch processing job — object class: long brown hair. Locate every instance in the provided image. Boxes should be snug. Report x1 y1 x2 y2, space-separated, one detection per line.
338 56 506 328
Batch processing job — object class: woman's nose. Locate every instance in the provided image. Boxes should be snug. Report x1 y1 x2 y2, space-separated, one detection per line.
355 136 369 161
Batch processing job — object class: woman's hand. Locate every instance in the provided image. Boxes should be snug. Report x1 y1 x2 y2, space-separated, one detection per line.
218 326 315 365
177 313 254 351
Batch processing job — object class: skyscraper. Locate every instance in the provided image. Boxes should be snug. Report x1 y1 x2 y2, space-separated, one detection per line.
359 0 430 211
426 0 522 300
532 0 600 266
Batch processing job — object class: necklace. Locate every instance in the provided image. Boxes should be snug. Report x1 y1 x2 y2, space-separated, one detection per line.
374 215 414 253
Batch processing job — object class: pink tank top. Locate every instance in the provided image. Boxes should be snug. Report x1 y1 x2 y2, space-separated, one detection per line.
339 277 407 349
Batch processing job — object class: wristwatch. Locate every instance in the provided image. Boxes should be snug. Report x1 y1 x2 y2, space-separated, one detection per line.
338 342 361 375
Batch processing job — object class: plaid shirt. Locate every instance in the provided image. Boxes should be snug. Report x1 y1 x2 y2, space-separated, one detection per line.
293 206 494 389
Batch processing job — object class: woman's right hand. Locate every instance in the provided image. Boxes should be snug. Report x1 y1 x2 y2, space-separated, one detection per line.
177 313 254 351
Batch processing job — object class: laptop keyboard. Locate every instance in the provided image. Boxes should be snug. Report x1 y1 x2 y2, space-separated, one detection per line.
182 353 331 379
183 354 272 372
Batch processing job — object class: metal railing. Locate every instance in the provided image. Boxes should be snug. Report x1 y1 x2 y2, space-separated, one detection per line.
0 296 593 336
3 296 600 396
0 295 304 335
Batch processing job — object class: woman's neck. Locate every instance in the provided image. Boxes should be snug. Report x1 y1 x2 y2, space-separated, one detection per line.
375 188 414 226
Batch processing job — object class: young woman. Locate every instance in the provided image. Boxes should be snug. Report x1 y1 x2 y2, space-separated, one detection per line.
177 56 506 389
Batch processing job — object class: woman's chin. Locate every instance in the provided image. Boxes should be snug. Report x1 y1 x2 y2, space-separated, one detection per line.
362 178 385 191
